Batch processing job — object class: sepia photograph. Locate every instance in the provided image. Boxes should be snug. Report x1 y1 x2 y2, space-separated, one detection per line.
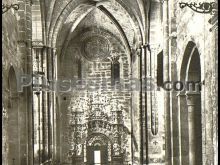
2 0 218 165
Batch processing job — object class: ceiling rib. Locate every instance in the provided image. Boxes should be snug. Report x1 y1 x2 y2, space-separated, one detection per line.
59 5 132 62
115 0 144 43
48 0 144 48
97 5 131 57
59 6 95 58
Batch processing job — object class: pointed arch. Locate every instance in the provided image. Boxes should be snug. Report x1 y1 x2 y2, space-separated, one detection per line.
7 66 20 165
180 41 196 82
58 5 132 64
178 41 202 165
47 0 143 48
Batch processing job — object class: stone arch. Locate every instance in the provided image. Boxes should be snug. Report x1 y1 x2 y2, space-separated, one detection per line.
57 5 133 63
185 47 202 165
179 41 202 165
98 6 131 54
180 41 196 82
86 133 113 146
86 133 113 165
111 59 120 86
48 0 143 49
7 66 20 165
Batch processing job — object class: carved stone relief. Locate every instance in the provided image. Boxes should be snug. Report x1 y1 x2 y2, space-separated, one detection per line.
67 92 129 162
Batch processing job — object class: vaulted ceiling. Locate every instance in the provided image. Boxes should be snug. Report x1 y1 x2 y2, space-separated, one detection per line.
38 0 150 51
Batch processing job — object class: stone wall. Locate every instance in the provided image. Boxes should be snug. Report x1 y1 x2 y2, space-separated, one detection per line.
2 0 33 164
57 26 134 164
148 0 218 164
171 0 218 164
2 0 218 164
3 1 22 165
146 0 166 164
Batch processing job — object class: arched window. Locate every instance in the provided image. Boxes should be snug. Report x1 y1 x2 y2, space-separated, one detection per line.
7 67 20 165
111 61 120 85
78 59 82 80
157 51 163 87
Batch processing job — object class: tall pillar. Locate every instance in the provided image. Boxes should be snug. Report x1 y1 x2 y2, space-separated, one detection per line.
186 92 201 165
47 47 54 160
177 91 189 165
32 45 43 165
143 44 149 164
162 0 172 164
209 12 218 165
168 0 179 163
130 51 135 165
138 44 150 164
52 48 57 162
42 47 49 162
138 46 144 164
23 0 33 164
32 44 54 164
42 46 57 163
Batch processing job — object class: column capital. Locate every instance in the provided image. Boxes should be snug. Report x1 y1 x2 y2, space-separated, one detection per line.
18 40 28 47
185 91 201 96
140 44 149 49
108 52 120 63
176 91 185 97
160 0 168 4
2 107 8 119
32 41 44 48
52 47 57 53
32 41 57 50
186 91 201 106
136 48 142 57
148 44 161 52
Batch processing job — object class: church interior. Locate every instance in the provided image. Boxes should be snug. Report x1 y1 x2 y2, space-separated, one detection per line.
2 0 218 165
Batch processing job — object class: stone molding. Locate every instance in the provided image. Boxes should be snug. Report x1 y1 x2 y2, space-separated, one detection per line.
185 91 201 106
32 41 44 48
176 91 186 97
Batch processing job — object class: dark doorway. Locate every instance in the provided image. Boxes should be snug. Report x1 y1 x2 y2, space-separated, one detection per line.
87 145 108 165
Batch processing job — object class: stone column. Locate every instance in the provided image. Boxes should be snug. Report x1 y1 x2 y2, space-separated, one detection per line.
169 0 179 163
162 0 172 164
176 91 189 165
32 45 43 165
43 46 57 163
209 12 218 165
32 43 53 164
47 47 53 160
52 49 57 163
138 47 144 164
42 47 49 162
143 44 149 164
18 0 33 164
186 92 200 165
